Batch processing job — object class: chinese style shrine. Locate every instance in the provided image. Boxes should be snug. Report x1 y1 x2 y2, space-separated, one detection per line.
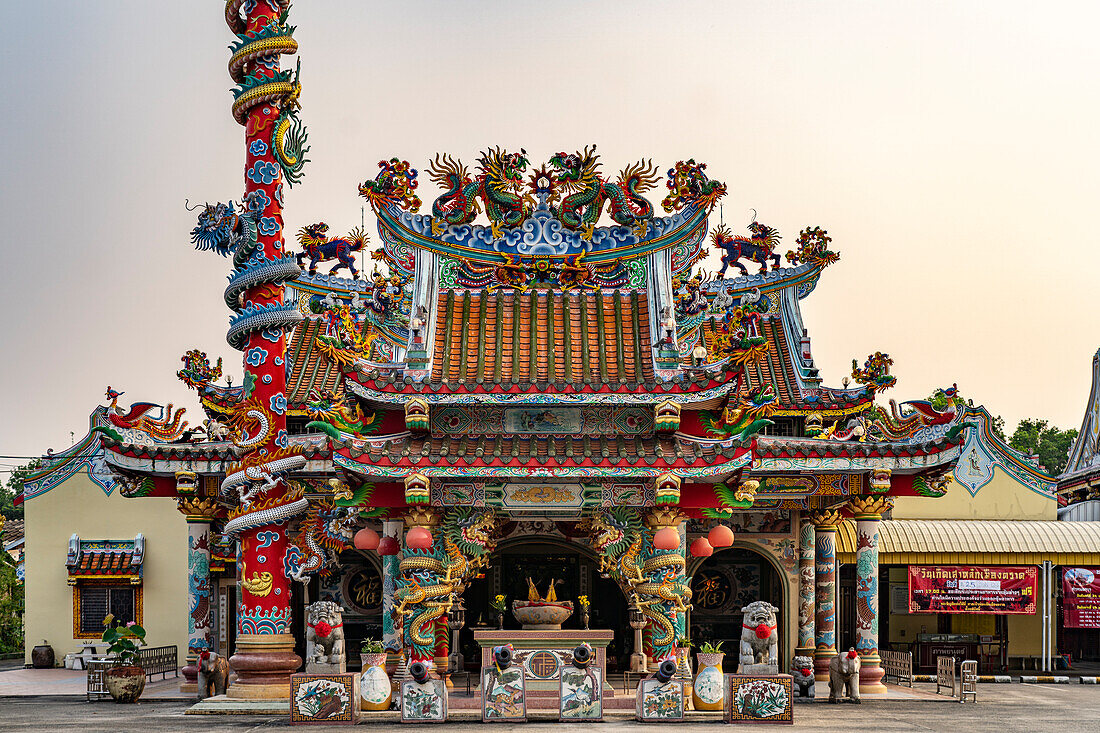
96 0 971 704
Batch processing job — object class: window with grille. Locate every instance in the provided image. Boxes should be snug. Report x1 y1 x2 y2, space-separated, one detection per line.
78 585 136 635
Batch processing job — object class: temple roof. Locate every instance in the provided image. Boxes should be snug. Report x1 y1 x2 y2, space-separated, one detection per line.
334 432 750 469
1060 348 1100 497
433 289 651 386
286 317 343 405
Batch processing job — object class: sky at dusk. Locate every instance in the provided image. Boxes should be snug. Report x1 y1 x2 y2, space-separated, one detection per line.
1 1 1098 463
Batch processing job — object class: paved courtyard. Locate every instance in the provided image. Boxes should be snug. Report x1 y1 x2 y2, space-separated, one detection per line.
1 683 1098 731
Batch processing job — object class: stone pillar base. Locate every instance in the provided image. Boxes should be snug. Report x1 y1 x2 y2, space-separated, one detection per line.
227 633 301 700
859 653 888 695
813 649 836 682
179 682 198 694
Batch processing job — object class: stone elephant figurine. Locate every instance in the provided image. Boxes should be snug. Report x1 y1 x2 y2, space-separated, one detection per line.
197 651 229 699
828 648 861 704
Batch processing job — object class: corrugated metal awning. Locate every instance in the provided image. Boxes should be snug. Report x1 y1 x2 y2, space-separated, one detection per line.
836 519 1100 565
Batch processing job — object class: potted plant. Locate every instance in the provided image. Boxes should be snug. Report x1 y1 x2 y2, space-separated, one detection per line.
692 641 725 711
489 594 507 630
578 595 590 630
101 615 147 703
359 639 391 711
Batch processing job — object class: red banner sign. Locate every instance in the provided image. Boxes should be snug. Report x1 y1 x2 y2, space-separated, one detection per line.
1064 568 1100 629
908 566 1037 614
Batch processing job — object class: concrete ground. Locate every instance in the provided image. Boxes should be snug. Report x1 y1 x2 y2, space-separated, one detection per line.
1 683 1099 731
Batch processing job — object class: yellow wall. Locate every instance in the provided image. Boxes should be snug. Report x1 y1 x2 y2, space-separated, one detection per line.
892 466 1056 521
23 471 188 666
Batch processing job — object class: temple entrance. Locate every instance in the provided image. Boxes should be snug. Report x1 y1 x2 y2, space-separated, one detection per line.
689 545 787 670
458 536 630 672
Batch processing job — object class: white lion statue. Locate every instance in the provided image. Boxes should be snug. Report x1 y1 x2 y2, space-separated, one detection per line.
305 600 346 670
739 600 779 671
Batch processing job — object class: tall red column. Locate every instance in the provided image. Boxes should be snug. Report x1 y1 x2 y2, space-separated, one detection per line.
222 0 306 699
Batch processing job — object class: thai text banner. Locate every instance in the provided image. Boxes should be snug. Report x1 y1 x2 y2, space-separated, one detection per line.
1063 568 1100 629
908 565 1037 615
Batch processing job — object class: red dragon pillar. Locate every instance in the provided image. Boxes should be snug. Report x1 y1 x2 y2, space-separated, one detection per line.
207 0 309 699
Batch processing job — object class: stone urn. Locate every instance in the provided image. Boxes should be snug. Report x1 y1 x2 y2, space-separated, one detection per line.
30 642 54 669
511 600 573 630
105 665 147 703
692 652 724 711
360 652 392 711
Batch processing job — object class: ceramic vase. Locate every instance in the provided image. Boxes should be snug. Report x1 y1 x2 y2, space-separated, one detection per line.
360 652 392 711
692 652 724 711
105 665 147 703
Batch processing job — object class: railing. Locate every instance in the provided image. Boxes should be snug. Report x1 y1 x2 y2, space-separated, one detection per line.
959 660 978 703
137 645 178 681
936 656 956 696
86 659 113 701
881 649 913 687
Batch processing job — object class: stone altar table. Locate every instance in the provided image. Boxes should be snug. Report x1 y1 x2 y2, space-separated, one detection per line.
473 629 613 693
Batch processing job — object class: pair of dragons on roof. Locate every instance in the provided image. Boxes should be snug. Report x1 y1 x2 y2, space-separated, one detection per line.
359 146 727 241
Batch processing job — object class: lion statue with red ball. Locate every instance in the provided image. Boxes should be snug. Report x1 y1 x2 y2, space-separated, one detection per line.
305 600 346 671
738 600 780 671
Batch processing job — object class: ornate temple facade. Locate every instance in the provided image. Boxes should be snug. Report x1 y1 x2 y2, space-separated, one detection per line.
75 0 984 701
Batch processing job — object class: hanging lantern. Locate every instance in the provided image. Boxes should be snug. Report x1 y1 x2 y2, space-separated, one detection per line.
690 537 714 557
406 526 433 550
653 526 680 550
708 524 735 548
353 527 380 551
376 535 400 556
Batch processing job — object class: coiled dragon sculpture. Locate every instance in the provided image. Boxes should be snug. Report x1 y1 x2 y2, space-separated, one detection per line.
393 509 498 661
581 508 691 661
548 145 660 240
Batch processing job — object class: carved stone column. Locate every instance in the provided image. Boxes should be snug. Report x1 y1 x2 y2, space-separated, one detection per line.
810 508 841 681
796 516 816 659
399 507 441 671
176 472 218 693
849 495 892 695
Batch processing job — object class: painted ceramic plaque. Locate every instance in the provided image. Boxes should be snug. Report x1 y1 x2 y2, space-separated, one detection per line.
290 673 357 725
482 665 526 721
503 408 582 434
636 678 684 721
560 664 603 721
502 483 584 509
724 674 793 724
400 678 447 723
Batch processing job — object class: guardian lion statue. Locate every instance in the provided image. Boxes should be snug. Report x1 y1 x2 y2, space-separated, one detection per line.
791 655 815 699
306 600 346 670
197 651 229 699
738 600 779 671
828 648 861 704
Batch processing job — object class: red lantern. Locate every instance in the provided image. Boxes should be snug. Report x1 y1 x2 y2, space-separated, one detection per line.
690 537 713 557
406 526 433 550
354 528 380 550
708 524 735 548
653 526 680 550
377 536 400 556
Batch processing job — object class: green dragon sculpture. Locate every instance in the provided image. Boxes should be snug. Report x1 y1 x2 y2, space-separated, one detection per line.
393 509 498 662
548 145 660 240
304 389 382 437
580 509 691 661
701 385 777 439
427 148 533 238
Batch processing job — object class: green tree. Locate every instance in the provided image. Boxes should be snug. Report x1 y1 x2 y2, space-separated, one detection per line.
0 459 39 520
990 415 1007 442
0 544 22 653
1008 419 1077 476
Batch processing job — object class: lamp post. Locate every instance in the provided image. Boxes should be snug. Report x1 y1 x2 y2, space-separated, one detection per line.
629 598 647 673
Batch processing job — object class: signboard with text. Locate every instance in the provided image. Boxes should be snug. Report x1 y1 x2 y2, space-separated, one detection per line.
1063 568 1100 629
908 566 1037 614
